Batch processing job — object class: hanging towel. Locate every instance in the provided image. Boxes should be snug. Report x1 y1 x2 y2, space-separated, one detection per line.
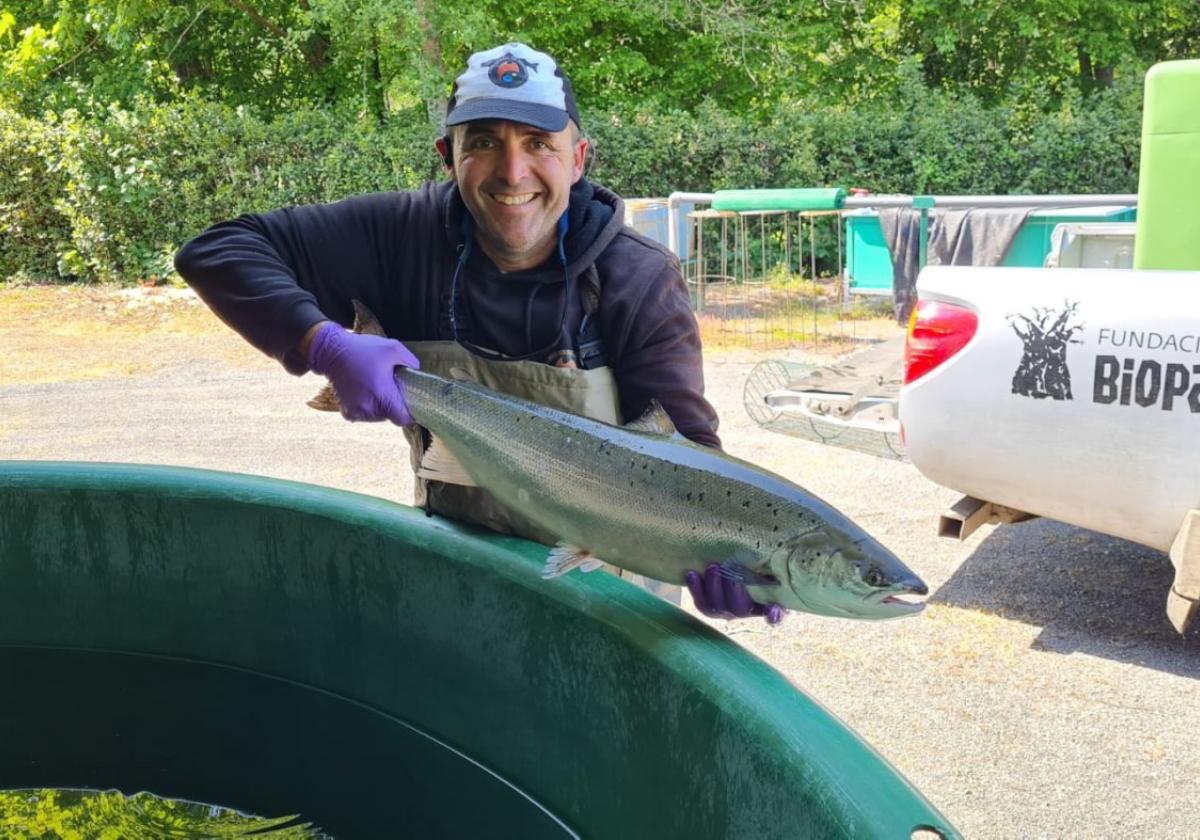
879 207 1034 324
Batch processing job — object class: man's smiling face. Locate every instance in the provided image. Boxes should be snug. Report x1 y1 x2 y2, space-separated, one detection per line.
450 120 587 273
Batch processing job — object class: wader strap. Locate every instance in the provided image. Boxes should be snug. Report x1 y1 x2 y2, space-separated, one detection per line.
576 264 607 370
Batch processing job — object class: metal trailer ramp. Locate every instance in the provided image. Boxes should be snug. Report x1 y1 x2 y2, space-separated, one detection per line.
744 334 907 461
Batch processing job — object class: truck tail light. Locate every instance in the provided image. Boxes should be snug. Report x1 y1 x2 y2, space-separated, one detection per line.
904 300 978 384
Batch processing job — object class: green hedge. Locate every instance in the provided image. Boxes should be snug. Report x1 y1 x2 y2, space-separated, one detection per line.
588 74 1141 198
0 111 71 282
1 78 1143 284
0 98 440 283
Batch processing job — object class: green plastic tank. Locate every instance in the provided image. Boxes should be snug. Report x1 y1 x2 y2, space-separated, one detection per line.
845 206 1137 295
1134 59 1200 270
0 461 958 839
1001 206 1137 267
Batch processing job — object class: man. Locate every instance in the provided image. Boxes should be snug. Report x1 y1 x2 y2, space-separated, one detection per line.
175 42 781 624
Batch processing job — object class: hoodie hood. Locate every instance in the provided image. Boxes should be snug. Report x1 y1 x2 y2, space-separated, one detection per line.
442 179 624 284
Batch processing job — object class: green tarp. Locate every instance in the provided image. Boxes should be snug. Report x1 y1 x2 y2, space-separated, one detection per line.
711 188 847 213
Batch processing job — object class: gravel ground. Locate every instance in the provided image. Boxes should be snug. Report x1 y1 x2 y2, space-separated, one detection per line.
3 290 1198 839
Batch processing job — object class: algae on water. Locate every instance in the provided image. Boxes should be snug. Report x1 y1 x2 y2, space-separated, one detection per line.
0 788 329 838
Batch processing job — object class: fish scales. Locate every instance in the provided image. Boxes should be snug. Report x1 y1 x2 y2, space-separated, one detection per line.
403 370 726 572
308 300 928 619
397 368 928 618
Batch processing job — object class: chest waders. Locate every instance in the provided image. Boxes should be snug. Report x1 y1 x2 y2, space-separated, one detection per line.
401 339 617 541
400 342 682 605
405 214 683 603
403 340 681 604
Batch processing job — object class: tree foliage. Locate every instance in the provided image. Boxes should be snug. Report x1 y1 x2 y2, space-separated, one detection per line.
4 0 1195 119
0 0 1185 282
894 0 1200 100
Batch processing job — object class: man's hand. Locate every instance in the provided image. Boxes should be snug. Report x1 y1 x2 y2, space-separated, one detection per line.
306 321 420 425
685 563 786 625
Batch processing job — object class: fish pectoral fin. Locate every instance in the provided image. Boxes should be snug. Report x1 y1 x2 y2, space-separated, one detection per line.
718 559 780 588
541 544 599 579
416 436 479 487
622 399 678 436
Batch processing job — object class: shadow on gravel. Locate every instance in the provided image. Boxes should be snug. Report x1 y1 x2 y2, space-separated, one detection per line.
930 517 1200 678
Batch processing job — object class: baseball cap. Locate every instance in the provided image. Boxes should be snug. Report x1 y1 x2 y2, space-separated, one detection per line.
445 42 582 133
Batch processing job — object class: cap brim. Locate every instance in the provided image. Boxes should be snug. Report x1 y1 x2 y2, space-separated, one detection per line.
445 99 569 132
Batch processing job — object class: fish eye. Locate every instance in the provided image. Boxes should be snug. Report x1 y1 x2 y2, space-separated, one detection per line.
863 567 884 587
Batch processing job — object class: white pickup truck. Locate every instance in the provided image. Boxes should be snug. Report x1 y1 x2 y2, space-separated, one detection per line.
747 265 1200 632
746 59 1200 631
904 265 1200 631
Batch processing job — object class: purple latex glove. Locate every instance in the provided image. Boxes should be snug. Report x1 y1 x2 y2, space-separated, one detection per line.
685 563 786 625
307 321 420 425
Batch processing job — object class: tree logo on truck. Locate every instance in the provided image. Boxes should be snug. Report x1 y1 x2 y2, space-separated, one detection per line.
1008 302 1083 400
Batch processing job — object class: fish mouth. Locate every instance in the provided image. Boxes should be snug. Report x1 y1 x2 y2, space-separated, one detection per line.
878 593 926 615
867 579 929 616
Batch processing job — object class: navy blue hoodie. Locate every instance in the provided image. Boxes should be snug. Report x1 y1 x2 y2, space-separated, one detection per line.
175 179 720 447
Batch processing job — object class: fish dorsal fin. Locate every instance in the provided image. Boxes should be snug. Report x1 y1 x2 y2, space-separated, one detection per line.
350 299 387 337
622 400 677 436
416 435 479 487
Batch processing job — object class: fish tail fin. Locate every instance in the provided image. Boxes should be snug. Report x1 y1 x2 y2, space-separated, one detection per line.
306 300 387 412
541 544 599 579
307 384 340 412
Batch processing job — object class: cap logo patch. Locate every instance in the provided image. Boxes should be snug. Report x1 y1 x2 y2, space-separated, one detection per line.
483 52 538 88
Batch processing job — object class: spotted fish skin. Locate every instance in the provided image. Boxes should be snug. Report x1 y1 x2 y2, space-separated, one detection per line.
308 301 927 619
397 367 928 620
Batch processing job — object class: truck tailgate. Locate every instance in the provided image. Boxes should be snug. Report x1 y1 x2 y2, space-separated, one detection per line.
901 266 1200 551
